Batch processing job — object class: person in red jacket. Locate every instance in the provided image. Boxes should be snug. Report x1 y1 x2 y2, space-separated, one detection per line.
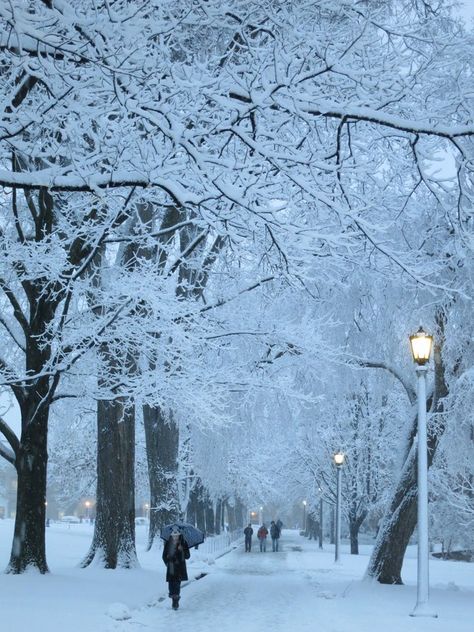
257 523 268 552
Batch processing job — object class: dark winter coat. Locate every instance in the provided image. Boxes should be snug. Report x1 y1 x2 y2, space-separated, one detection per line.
162 535 190 582
244 526 253 538
270 523 280 539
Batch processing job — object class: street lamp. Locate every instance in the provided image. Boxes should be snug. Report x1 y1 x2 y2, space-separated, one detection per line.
333 451 345 563
302 500 307 534
260 506 263 524
409 327 437 618
318 488 323 549
84 500 91 521
144 503 150 520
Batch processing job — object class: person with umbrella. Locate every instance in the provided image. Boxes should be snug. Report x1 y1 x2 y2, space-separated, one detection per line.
162 526 190 610
160 522 204 610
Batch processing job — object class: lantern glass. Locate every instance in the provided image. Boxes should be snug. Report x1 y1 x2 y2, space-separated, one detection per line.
333 452 345 467
409 327 433 366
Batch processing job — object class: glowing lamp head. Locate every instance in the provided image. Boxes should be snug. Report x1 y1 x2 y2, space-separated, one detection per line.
302 500 307 506
333 452 345 467
409 327 433 366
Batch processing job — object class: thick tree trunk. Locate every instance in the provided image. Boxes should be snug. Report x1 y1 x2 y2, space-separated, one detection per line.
349 525 359 555
366 312 448 583
226 501 237 531
186 491 196 526
205 499 215 535
215 499 223 535
195 483 206 532
365 447 418 583
82 398 137 568
7 274 58 574
235 498 245 529
7 407 49 574
143 405 179 550
349 510 368 555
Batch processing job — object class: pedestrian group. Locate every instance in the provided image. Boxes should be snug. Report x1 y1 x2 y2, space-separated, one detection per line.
244 519 282 553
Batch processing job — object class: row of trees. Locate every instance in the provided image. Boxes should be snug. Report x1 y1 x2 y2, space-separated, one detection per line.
0 0 472 584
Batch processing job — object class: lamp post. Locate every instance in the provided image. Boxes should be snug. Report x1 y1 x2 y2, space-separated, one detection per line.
333 451 345 563
319 495 323 549
84 500 91 521
302 500 307 534
260 506 263 525
409 327 437 618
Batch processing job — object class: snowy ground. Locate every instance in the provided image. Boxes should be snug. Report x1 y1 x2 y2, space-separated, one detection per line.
0 520 473 631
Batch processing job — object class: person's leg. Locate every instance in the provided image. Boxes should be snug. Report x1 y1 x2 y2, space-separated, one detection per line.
169 580 181 596
276 539 279 552
169 580 181 609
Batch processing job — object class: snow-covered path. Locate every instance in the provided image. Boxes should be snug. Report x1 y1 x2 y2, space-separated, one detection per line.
1 521 474 631
109 530 474 632
112 531 328 631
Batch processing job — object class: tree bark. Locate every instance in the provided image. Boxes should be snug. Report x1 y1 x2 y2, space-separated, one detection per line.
366 311 448 583
214 499 223 535
143 405 179 550
205 498 215 535
82 398 137 568
7 400 49 573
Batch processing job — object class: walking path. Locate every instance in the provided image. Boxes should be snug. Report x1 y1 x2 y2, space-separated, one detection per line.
110 529 474 632
1 520 473 632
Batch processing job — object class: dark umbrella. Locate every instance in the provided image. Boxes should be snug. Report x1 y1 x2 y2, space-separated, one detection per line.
160 522 205 549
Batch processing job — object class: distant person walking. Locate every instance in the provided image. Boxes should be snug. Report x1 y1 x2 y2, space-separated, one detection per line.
244 523 254 552
257 524 268 552
162 527 190 610
270 520 281 552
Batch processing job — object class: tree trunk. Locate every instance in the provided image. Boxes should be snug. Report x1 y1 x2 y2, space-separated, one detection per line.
7 274 58 574
365 446 418 583
215 499 223 535
82 398 137 568
366 311 448 583
195 482 206 532
349 510 367 555
7 405 49 574
205 499 215 535
235 498 245 529
226 501 236 531
143 404 179 550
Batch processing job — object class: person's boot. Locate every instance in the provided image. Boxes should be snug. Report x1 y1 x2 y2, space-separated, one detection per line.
172 595 180 610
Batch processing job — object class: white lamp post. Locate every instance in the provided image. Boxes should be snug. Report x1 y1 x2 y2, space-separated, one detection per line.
259 506 263 524
409 327 437 618
85 500 91 521
333 452 345 563
319 493 323 549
